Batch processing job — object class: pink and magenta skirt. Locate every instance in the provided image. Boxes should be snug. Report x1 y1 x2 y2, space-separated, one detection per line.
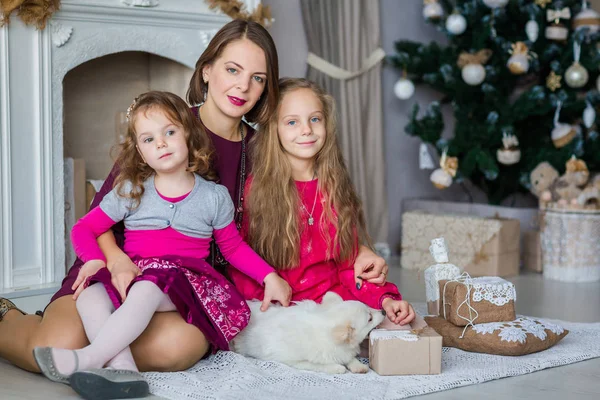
86 256 250 352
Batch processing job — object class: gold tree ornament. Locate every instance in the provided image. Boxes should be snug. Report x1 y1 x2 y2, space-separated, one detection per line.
546 71 562 91
430 149 459 189
206 0 273 28
535 0 552 8
507 42 530 75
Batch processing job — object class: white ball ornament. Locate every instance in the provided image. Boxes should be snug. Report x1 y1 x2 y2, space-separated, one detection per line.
482 0 509 8
565 62 589 88
423 1 444 21
525 20 539 42
462 63 486 86
430 169 453 189
394 78 415 100
446 13 467 35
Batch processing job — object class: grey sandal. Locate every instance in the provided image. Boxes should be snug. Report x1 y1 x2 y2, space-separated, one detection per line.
0 298 26 321
32 347 77 385
70 368 149 400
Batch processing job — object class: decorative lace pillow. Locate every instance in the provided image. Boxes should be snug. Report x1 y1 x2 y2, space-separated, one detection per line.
439 277 516 326
424 316 568 356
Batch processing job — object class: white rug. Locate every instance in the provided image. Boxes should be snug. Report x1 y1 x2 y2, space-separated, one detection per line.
143 304 600 400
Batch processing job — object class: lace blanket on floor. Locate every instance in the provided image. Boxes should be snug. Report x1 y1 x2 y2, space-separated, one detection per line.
143 303 600 400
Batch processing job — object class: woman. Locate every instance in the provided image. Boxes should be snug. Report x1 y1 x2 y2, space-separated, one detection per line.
0 19 388 375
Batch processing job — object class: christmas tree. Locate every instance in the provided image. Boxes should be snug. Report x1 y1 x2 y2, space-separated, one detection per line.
389 0 600 204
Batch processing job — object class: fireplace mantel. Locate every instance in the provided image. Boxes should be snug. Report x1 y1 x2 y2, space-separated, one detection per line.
0 0 254 294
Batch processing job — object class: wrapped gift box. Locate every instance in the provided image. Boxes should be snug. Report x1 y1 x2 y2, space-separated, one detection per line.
401 211 520 277
369 315 442 375
523 230 542 273
439 277 516 326
424 262 461 315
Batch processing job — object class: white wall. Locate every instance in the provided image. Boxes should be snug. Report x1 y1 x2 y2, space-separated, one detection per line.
263 0 307 78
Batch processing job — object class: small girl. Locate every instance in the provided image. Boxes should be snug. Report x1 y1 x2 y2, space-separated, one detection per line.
229 78 415 325
33 91 290 397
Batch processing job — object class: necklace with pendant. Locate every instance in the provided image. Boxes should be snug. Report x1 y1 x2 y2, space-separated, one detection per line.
300 172 318 226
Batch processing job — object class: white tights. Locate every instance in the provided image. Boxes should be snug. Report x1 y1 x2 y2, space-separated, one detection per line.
50 280 176 375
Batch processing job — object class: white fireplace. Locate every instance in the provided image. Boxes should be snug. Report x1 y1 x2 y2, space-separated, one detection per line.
0 0 256 296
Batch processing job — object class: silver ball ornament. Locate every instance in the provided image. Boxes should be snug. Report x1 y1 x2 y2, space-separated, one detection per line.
565 62 589 88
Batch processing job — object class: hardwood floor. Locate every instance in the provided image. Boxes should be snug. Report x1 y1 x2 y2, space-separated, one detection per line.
1 264 598 400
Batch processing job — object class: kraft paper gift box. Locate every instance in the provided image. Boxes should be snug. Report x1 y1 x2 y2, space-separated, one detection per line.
401 211 521 277
438 276 516 326
369 314 442 376
523 230 542 273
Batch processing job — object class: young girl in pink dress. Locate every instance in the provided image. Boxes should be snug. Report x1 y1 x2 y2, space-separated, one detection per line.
229 78 415 324
32 91 290 398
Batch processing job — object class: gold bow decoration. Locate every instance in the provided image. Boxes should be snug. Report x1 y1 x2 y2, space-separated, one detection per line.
566 155 589 173
509 42 529 56
456 49 493 68
0 0 60 29
423 0 439 4
547 7 571 24
440 150 459 177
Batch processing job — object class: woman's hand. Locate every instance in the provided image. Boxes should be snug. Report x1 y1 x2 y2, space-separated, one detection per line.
382 298 415 325
72 260 106 300
353 245 389 289
107 253 141 301
261 272 292 311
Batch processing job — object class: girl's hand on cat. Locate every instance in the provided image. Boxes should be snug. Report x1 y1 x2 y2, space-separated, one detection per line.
262 272 292 311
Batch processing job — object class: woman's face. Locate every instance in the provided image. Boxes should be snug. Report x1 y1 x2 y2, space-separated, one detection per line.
202 39 267 119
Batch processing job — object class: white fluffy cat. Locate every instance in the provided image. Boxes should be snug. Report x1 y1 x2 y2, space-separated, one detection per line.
231 291 385 374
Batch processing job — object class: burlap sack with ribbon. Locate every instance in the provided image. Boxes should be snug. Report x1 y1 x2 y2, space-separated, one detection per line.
439 274 516 328
424 315 568 356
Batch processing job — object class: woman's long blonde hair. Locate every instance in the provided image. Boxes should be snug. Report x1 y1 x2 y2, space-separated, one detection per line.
114 91 216 208
247 78 371 269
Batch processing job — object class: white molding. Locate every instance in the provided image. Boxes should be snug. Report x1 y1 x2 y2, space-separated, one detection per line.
39 28 57 285
57 1 229 29
0 24 12 291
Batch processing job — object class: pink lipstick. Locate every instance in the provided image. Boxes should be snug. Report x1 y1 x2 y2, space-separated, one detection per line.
228 96 247 106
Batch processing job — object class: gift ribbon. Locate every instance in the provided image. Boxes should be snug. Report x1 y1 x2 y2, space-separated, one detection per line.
442 272 479 338
456 49 492 68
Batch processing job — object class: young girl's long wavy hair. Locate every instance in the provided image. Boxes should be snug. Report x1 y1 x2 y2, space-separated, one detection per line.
247 78 371 269
114 91 216 208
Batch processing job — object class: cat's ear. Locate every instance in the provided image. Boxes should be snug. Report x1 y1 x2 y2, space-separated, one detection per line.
332 322 356 345
322 291 343 306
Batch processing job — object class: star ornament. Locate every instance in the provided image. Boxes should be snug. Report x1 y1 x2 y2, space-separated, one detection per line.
535 0 552 8
546 71 562 91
